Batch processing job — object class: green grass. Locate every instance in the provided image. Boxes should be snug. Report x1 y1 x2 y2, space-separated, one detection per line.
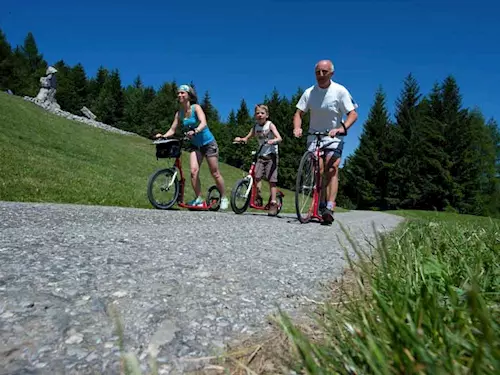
388 209 499 226
277 210 500 374
0 92 347 214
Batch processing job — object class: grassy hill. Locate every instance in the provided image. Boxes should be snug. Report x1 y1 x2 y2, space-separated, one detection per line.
1 92 337 214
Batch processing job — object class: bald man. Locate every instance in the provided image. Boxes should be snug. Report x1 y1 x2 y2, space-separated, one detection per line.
293 59 358 224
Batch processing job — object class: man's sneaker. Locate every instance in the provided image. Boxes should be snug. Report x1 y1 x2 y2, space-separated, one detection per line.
188 196 204 207
321 208 334 225
319 201 326 215
268 201 278 216
220 196 229 210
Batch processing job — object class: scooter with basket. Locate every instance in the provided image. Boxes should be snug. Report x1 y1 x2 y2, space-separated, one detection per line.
147 135 221 211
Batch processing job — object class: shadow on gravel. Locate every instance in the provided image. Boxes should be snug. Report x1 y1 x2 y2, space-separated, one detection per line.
237 212 329 226
233 212 299 222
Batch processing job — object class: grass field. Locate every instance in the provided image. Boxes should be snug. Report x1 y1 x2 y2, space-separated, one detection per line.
0 92 349 214
270 210 500 375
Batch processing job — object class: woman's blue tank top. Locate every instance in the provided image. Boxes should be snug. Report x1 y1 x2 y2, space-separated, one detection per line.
180 105 215 147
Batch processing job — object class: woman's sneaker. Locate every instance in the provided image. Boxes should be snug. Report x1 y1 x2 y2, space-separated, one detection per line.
220 196 229 210
188 196 204 207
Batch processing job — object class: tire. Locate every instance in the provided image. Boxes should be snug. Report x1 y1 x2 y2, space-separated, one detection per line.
207 185 221 211
295 151 315 223
147 168 180 210
276 193 284 215
230 178 251 214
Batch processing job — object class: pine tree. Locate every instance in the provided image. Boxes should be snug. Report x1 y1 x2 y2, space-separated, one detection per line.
387 73 424 208
94 69 124 125
88 66 109 112
121 75 146 133
236 98 252 127
418 81 454 210
144 82 178 137
133 75 143 89
227 110 237 126
344 87 393 209
0 28 14 90
201 91 220 124
437 76 472 211
53 60 75 111
484 118 500 216
71 63 88 111
15 32 47 96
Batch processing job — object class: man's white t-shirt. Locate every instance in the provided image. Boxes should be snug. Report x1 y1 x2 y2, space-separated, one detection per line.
296 80 358 147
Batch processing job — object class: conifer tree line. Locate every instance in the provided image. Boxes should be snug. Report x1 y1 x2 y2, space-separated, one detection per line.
2 30 499 217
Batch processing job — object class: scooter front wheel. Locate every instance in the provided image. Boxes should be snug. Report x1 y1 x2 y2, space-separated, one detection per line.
147 168 180 210
230 178 251 214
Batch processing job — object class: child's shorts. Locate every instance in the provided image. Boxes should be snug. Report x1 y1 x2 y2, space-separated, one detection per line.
255 153 278 183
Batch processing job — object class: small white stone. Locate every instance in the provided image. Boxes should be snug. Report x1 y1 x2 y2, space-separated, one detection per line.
65 333 84 345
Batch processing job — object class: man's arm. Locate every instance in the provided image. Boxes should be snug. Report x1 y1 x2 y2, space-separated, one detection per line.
343 110 358 133
293 90 310 138
340 88 359 133
293 109 305 137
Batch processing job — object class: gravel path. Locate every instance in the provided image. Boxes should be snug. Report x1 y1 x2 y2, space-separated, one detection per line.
0 201 403 374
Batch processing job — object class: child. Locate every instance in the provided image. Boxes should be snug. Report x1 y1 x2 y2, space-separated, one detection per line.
234 104 282 216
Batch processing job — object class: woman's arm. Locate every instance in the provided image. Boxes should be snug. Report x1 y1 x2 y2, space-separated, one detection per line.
155 111 179 138
193 104 208 134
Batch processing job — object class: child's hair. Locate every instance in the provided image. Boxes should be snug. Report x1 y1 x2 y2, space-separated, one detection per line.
254 104 269 116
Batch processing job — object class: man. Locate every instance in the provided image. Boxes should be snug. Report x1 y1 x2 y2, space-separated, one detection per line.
293 59 358 224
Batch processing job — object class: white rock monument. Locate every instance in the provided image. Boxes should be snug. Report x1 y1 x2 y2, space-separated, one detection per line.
33 66 61 110
23 66 135 136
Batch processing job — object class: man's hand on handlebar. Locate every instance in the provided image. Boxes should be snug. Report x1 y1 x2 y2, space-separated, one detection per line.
328 123 348 138
328 128 343 138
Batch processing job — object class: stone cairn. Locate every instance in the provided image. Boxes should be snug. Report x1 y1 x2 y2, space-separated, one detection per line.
23 66 135 136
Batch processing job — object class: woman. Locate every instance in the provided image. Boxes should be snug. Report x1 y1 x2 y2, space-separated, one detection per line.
156 84 228 209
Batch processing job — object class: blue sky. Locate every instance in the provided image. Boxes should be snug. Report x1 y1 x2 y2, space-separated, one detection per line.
1 0 499 162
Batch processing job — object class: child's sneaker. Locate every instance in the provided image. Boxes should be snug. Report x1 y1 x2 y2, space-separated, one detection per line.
268 201 278 216
255 194 263 207
220 196 229 210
